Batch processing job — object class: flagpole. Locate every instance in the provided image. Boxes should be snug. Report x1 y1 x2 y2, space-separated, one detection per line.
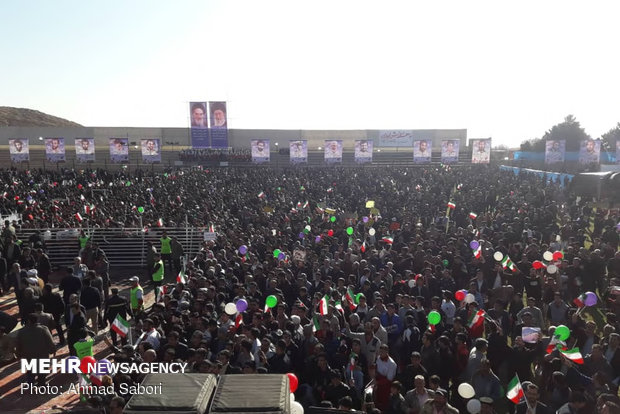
128 315 133 346
517 374 531 412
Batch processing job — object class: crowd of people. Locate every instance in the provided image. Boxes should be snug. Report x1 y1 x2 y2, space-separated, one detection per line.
178 148 251 162
0 164 619 413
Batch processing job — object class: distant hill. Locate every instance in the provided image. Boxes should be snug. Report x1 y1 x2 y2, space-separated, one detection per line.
0 107 82 127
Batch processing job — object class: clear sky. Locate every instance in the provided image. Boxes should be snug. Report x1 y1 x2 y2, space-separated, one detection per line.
1 0 618 147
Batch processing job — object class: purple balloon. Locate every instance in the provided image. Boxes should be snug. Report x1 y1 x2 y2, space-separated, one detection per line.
236 299 248 312
39 189 45 194
97 358 112 375
239 245 248 255
584 292 597 307
362 216 369 223
315 236 321 243
470 241 479 250
278 252 286 261
299 232 305 239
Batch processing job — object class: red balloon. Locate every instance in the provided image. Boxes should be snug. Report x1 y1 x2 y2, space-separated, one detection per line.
287 373 299 393
80 356 97 373
455 290 466 301
327 229 334 237
77 184 83 190
552 251 563 261
532 260 544 269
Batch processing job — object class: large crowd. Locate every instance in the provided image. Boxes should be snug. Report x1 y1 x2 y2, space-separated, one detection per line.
0 164 619 414
178 148 251 162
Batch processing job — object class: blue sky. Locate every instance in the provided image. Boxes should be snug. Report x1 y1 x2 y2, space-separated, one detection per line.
1 0 618 147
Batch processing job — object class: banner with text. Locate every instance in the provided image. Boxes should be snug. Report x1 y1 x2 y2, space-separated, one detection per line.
441 140 460 164
290 140 307 164
578 139 601 164
190 101 210 148
9 138 29 163
251 139 270 163
545 140 566 164
109 138 129 163
324 140 343 163
141 139 161 163
471 139 491 164
209 101 228 149
45 137 65 163
75 138 95 162
354 140 373 163
379 130 414 147
413 139 432 164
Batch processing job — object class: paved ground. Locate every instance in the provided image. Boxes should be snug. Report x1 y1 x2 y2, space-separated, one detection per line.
0 269 156 414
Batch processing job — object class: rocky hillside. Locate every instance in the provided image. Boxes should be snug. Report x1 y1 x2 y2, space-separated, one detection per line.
0 107 82 127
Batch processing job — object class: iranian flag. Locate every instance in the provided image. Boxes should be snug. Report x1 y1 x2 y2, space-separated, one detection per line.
156 285 167 302
381 236 394 245
235 313 244 329
258 191 266 199
469 212 478 220
75 212 83 222
546 336 567 354
573 293 587 308
319 295 329 315
468 309 486 329
345 288 357 311
360 241 366 253
560 348 584 364
312 315 321 332
176 269 188 284
111 314 130 338
156 218 164 227
506 375 524 404
447 201 456 209
208 223 215 232
302 201 309 209
334 301 344 316
502 255 516 271
473 245 482 259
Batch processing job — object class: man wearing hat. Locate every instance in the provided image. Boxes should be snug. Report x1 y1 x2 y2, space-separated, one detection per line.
420 389 458 414
479 397 496 414
129 276 143 316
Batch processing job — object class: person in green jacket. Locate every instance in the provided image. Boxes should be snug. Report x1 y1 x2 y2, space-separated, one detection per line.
160 232 172 270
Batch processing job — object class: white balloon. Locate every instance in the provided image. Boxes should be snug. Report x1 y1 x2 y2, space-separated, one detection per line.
547 264 558 274
290 400 304 414
290 393 295 404
224 302 237 315
467 398 481 414
368 228 376 236
458 382 476 399
408 279 416 288
493 251 504 262
305 225 311 231
543 251 553 261
464 293 475 304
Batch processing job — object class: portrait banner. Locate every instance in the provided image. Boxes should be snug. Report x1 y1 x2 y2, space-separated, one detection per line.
324 140 343 163
616 141 620 164
413 140 432 164
441 140 460 164
544 140 565 164
354 140 373 163
141 139 161 163
378 130 414 147
9 138 29 163
471 139 491 164
109 138 129 163
189 101 210 148
209 101 228 149
75 138 95 162
290 140 307 164
251 139 270 163
45 137 65 163
578 139 600 164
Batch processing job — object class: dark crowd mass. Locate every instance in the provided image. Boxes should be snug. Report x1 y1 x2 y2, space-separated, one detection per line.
0 165 619 414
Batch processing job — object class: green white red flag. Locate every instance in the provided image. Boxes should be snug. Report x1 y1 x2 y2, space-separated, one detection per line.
560 348 584 364
111 314 130 338
469 212 478 219
345 288 357 311
506 375 524 404
319 295 329 315
502 255 516 271
468 309 485 329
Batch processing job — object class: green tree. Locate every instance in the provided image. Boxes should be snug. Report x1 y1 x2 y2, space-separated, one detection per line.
541 115 591 151
601 122 620 153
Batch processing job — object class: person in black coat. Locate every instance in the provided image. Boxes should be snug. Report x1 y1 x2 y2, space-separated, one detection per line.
35 249 52 284
66 302 88 357
514 383 551 414
0 310 18 333
59 268 82 304
104 288 130 346
39 283 65 344
0 251 7 295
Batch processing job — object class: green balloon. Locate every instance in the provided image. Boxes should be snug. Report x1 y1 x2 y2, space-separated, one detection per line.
273 249 281 258
355 293 364 304
346 227 353 235
330 216 336 223
125 181 131 186
137 206 145 213
555 325 570 341
442 259 449 267
428 310 441 325
266 295 278 308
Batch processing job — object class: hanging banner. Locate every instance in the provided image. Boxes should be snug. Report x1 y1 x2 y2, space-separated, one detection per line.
209 101 228 149
545 140 566 164
441 140 460 164
354 140 373 163
141 139 161 163
413 139 432 164
578 139 600 164
251 139 270 163
616 141 620 164
379 130 414 147
190 101 210 148
324 140 343 163
45 137 65 163
290 140 307 164
9 138 29 163
109 138 129 163
75 138 95 162
471 139 491 164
